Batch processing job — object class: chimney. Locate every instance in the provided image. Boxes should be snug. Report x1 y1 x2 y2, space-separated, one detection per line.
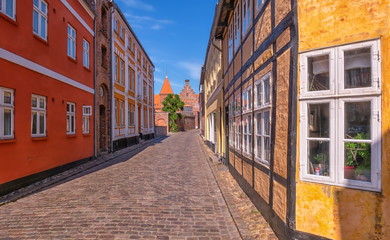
185 79 190 85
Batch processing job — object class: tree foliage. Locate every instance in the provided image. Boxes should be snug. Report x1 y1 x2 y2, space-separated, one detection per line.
162 94 185 132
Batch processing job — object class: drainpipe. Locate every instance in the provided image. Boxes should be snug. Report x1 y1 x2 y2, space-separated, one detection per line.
109 5 114 152
93 5 97 158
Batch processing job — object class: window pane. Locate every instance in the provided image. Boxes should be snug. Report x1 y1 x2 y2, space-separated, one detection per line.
5 0 13 17
39 98 45 109
344 48 371 89
263 110 270 135
33 0 38 7
264 137 270 163
41 2 47 14
40 15 46 38
32 112 37 134
4 91 12 104
71 116 75 132
308 55 329 91
256 136 262 158
345 101 371 139
33 10 39 33
39 113 45 134
256 112 261 134
308 103 329 138
4 109 11 135
264 78 270 104
344 142 371 182
308 140 330 176
32 97 37 108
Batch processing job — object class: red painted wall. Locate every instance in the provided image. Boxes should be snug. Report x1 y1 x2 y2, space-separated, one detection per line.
0 0 95 184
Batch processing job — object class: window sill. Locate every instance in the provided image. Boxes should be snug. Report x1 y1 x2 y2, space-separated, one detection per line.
83 65 91 72
32 136 48 141
67 56 77 64
82 133 91 136
33 34 48 45
0 12 17 25
66 134 77 138
0 138 16 144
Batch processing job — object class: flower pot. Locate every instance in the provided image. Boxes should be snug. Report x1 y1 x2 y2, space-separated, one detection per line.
344 166 355 179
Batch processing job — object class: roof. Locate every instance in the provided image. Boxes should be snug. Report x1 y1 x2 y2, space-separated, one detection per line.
160 76 174 95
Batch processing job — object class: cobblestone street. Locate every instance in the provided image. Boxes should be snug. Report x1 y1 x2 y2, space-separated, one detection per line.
0 131 254 240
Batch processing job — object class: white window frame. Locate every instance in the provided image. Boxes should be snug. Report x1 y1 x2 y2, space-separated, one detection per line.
0 87 14 139
82 39 90 68
66 102 76 134
114 98 118 126
82 106 91 134
33 0 48 40
0 0 15 19
67 25 76 59
235 116 241 150
242 114 252 156
299 39 382 191
120 58 125 85
254 73 272 164
31 94 46 137
114 54 119 83
243 86 252 113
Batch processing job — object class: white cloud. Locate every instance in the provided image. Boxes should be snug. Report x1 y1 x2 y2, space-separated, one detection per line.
118 0 154 11
178 62 202 80
124 13 173 31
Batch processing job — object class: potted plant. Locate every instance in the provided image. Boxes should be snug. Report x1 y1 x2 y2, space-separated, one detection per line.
345 133 371 180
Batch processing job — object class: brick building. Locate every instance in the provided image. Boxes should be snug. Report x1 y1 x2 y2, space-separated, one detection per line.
154 76 173 135
178 80 200 130
111 4 155 151
95 0 112 155
0 0 95 195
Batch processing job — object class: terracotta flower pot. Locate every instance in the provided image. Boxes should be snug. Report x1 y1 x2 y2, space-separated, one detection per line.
344 165 355 179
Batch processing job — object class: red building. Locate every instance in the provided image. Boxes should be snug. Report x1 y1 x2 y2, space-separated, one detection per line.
0 0 95 195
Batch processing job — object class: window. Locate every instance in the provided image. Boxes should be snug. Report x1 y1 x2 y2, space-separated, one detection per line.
82 39 90 68
114 54 119 82
129 67 135 91
66 102 75 134
143 81 147 100
255 73 271 164
33 0 48 40
149 109 152 128
119 100 125 126
242 0 251 34
0 87 14 139
148 86 152 102
120 58 125 84
31 95 46 137
235 116 241 150
228 23 233 63
128 103 135 126
242 86 252 113
299 40 381 191
143 108 147 128
256 0 264 10
114 98 118 126
82 106 91 134
120 27 125 40
67 25 76 59
233 3 241 52
229 117 235 147
113 18 118 33
0 0 15 19
243 114 252 156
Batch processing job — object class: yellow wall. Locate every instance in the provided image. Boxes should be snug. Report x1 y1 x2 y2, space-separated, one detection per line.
297 0 390 239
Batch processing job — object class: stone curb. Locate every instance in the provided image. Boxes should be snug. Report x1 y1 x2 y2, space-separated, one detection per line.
0 135 166 206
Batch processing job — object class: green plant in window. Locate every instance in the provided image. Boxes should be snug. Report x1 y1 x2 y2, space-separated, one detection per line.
345 133 370 167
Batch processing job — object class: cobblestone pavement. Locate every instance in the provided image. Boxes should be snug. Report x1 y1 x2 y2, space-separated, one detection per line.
0 131 243 239
200 140 278 240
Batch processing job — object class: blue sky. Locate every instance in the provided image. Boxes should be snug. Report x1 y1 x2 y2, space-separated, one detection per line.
115 0 217 95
